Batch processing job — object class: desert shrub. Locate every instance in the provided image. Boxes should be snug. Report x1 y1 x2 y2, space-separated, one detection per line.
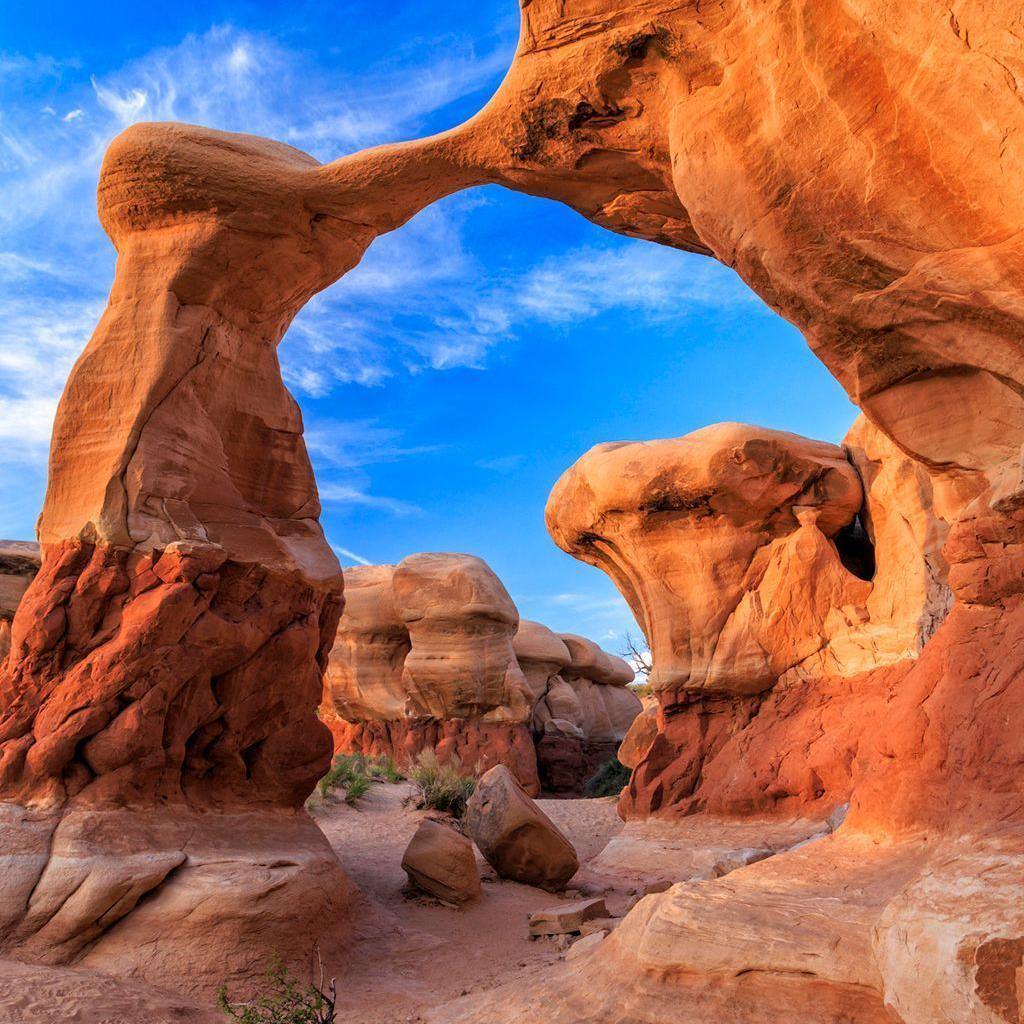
343 773 371 805
409 749 475 817
317 753 360 798
217 955 336 1023
315 753 405 806
629 682 653 699
365 755 404 783
584 758 631 797
317 754 368 803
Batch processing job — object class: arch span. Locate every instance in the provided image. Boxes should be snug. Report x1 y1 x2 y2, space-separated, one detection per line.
1 0 1023 1017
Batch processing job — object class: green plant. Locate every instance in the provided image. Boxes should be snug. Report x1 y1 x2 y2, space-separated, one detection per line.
343 773 371 805
364 755 404 783
584 758 632 797
314 752 405 806
317 753 359 798
409 749 475 817
217 954 336 1023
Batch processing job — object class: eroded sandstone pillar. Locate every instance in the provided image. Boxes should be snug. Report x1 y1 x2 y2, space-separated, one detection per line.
321 554 541 793
0 121 485 993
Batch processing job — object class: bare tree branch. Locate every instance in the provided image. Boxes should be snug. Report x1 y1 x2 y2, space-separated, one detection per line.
620 630 652 679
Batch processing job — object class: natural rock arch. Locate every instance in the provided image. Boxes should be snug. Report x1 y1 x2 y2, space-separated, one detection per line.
0 0 1021 1018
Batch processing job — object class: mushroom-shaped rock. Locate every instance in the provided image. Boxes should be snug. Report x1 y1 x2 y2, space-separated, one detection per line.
464 765 578 891
401 819 480 905
393 554 532 723
319 555 542 796
0 119 490 994
557 634 639 742
325 565 408 721
512 620 571 701
547 425 866 696
560 633 634 687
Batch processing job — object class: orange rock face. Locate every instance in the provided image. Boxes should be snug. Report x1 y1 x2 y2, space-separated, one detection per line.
393 553 532 723
0 124 483 993
548 425 867 697
6 0 1024 1016
325 564 408 723
321 554 540 793
429 2 1024 1021
320 562 638 796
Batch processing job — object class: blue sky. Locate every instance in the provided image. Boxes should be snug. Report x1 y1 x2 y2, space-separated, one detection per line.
0 1 857 655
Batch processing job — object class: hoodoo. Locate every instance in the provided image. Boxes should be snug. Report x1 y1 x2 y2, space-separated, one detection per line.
320 556 639 795
3 0 1023 1019
0 124 487 992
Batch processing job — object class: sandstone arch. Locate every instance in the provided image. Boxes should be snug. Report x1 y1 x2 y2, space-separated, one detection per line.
0 0 1022 1019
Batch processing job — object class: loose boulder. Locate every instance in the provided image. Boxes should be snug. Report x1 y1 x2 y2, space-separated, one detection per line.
464 765 578 891
528 896 608 936
401 819 480 906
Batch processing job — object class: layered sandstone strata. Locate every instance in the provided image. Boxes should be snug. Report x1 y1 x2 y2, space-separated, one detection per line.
322 555 538 792
428 0 1024 1021
529 630 639 792
0 123 484 994
547 417 951 821
7 0 1024 1015
321 561 638 795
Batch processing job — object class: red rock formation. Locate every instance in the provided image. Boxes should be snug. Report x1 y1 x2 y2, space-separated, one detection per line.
0 124 484 993
321 554 541 793
327 715 540 795
428 1 1024 1021
8 0 1024 1014
518 622 639 792
321 560 640 795
324 564 408 722
548 425 868 696
393 553 532 722
545 417 956 823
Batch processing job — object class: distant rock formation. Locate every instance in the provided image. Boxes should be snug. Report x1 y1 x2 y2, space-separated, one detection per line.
526 627 640 792
0 541 39 661
322 554 539 793
321 556 639 795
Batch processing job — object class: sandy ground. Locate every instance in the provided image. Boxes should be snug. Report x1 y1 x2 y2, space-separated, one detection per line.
0 784 627 1023
313 782 626 1024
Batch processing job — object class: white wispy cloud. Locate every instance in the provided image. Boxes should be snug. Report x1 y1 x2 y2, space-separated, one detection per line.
477 454 526 472
282 212 763 398
545 592 629 614
0 252 60 277
0 20 514 527
305 418 442 470
330 543 373 566
0 294 105 461
318 483 420 517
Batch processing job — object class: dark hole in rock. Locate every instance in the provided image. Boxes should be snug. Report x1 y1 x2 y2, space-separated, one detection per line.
833 514 876 581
